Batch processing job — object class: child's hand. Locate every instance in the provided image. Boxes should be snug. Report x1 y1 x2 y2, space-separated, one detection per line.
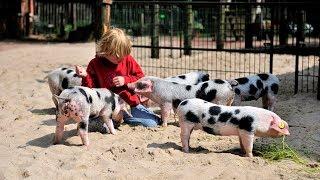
127 82 135 90
113 76 125 87
75 65 87 77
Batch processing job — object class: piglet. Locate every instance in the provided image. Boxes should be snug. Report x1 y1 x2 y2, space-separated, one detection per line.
54 86 129 147
177 98 290 157
128 76 235 127
141 72 210 108
47 67 82 107
231 73 279 111
165 71 210 85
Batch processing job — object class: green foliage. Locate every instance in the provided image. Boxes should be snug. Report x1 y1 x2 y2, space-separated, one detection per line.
64 24 73 33
255 137 320 174
193 21 204 30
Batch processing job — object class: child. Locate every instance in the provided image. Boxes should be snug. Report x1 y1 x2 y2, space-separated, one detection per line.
75 28 161 127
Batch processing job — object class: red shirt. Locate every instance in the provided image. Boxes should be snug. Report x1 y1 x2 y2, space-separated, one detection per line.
82 55 144 106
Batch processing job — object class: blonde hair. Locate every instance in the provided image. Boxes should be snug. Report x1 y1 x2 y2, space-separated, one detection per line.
96 28 132 59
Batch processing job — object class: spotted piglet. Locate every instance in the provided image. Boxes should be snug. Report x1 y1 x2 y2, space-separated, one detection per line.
165 71 210 85
47 67 82 107
54 86 128 146
177 98 290 157
231 73 279 111
141 72 210 108
129 76 236 127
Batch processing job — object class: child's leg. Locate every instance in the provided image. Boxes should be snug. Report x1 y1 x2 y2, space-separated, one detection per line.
124 104 161 127
124 117 158 127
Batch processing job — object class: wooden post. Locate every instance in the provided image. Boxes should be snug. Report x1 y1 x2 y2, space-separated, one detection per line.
245 0 253 48
95 0 112 41
19 0 28 37
72 3 77 30
317 59 320 100
170 5 174 58
24 0 34 36
151 3 159 58
184 0 193 55
216 0 225 50
140 9 144 35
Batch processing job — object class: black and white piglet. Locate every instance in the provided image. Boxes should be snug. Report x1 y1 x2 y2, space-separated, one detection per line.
47 67 82 107
54 86 129 147
141 72 210 108
177 98 290 157
128 76 236 127
231 73 279 111
165 71 210 85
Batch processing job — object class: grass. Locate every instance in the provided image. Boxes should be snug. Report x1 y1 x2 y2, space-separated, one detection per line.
255 136 320 174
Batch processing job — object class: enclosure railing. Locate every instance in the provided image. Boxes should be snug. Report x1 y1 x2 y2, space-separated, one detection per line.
111 1 320 99
4 0 319 99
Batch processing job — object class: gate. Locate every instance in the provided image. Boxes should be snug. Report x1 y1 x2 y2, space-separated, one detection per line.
111 1 320 99
24 0 97 41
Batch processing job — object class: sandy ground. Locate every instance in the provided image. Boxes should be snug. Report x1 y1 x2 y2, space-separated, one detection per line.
0 40 319 179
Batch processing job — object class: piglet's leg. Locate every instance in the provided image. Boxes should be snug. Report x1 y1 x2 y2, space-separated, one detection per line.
78 120 90 147
238 136 244 153
262 95 269 110
267 95 277 112
160 103 172 127
262 94 276 112
102 115 116 135
232 95 241 106
54 115 67 145
239 131 254 157
180 121 195 153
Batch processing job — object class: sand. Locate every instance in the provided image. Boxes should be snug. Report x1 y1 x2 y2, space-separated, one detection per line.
0 40 319 179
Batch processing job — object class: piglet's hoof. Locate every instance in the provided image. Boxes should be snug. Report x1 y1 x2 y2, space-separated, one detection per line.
181 148 189 153
83 144 90 150
110 130 117 135
244 153 253 158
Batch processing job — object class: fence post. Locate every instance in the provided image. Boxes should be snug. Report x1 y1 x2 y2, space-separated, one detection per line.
318 58 320 100
294 10 305 94
279 6 288 46
269 7 275 74
95 0 112 41
184 0 193 55
151 3 159 58
216 0 225 50
19 0 28 37
245 1 253 48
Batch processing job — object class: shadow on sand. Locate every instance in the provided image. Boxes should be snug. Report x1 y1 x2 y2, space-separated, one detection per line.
30 107 56 115
26 129 80 148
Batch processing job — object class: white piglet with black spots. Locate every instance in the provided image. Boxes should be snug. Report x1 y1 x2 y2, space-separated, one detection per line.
47 67 82 107
129 76 236 127
177 98 290 157
231 73 279 111
165 71 210 85
54 86 128 147
141 72 210 108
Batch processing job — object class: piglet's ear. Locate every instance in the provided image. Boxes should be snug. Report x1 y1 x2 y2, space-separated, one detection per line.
134 80 153 93
53 94 68 104
270 117 290 136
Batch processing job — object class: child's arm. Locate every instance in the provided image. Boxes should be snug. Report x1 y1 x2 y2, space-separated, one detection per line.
75 64 98 88
123 56 145 85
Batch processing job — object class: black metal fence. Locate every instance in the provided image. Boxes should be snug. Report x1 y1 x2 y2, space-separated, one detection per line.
31 0 95 41
111 1 320 99
3 1 319 99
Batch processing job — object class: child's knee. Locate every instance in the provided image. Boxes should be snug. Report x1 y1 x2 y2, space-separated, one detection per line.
142 120 158 127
